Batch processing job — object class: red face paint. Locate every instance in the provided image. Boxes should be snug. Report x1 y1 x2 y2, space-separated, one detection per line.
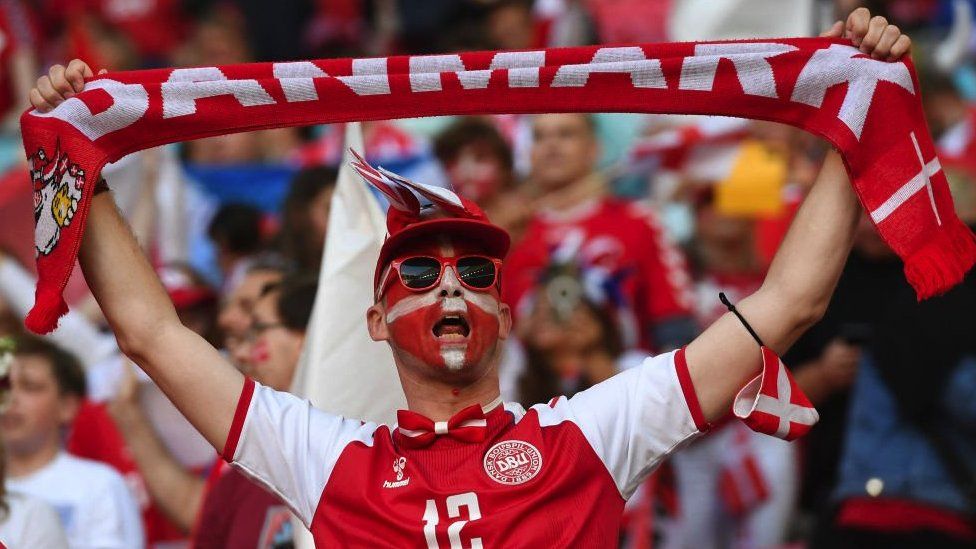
382 239 502 372
250 337 271 366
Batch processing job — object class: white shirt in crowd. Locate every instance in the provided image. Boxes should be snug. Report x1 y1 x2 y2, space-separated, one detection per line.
0 490 69 548
6 452 144 549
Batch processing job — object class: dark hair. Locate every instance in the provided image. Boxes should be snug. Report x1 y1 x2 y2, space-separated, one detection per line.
12 336 87 399
277 167 338 270
260 272 319 331
207 203 264 255
434 117 514 175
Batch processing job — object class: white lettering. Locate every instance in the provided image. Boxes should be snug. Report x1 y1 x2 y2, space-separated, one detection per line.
551 47 666 89
791 44 914 139
410 55 466 92
162 67 275 119
383 478 411 488
490 51 546 88
31 79 149 140
679 42 797 98
339 57 391 95
273 61 327 102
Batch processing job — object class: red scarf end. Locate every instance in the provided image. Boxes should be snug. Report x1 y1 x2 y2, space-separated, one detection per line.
903 220 976 300
24 290 68 334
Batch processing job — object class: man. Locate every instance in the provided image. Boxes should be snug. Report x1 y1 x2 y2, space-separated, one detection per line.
1 337 143 548
193 274 317 548
504 110 698 351
31 8 909 546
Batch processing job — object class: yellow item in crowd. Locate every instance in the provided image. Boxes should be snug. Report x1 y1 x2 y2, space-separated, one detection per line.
715 140 787 217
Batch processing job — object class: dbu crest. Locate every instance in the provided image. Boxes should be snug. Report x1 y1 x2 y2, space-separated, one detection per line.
28 145 85 256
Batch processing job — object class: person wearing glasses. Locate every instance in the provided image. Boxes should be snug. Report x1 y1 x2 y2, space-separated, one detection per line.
29 8 910 546
192 273 317 548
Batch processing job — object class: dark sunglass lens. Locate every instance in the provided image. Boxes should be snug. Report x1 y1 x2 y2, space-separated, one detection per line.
456 257 496 288
399 257 441 289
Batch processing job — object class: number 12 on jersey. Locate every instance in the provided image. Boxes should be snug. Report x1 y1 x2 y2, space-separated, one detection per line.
423 492 483 549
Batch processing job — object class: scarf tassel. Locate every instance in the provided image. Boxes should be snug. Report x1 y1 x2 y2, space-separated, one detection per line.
24 287 69 334
903 218 976 300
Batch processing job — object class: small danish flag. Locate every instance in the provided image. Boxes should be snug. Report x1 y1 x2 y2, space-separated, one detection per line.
733 347 819 441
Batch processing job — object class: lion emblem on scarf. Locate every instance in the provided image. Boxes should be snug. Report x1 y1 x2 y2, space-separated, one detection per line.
29 146 85 256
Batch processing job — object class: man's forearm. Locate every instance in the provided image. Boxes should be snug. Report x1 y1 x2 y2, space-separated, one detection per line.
756 151 860 334
686 150 860 420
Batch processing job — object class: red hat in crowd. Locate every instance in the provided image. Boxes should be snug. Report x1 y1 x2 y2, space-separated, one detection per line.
349 150 510 292
157 266 217 310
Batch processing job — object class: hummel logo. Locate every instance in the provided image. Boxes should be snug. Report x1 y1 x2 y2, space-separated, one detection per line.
384 457 411 489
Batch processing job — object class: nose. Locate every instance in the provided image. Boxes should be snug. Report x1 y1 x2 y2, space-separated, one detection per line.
438 266 463 297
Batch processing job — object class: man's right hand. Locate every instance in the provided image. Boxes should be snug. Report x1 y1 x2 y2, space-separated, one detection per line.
30 59 104 113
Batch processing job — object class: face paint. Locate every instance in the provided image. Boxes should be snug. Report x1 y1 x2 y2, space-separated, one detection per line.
382 240 502 372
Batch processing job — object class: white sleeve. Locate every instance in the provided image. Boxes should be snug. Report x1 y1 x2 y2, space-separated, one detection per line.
536 349 707 499
223 379 380 526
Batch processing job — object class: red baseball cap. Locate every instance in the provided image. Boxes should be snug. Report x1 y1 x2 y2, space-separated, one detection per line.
348 150 510 293
373 202 511 291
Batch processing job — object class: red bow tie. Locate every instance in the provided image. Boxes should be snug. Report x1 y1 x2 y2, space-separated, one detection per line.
396 404 489 449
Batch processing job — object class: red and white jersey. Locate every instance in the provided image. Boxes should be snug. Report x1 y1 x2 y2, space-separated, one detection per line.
503 198 695 349
222 350 707 547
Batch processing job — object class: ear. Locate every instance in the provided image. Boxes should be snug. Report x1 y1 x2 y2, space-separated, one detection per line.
497 301 513 340
366 303 391 342
58 394 81 426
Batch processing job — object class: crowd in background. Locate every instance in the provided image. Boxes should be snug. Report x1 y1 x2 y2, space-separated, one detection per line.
0 0 975 547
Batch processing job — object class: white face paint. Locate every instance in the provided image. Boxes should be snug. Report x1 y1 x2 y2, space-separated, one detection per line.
441 348 467 370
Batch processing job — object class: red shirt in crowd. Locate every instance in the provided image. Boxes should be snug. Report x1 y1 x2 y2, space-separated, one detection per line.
503 198 694 349
192 465 293 548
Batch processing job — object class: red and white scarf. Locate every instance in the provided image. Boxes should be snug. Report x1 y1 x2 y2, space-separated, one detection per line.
19 37 976 333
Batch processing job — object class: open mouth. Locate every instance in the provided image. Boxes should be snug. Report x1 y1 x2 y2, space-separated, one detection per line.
433 314 470 341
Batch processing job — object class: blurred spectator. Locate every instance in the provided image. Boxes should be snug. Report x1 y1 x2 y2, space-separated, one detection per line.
172 6 250 66
809 230 976 548
434 117 533 242
0 0 38 129
218 258 289 370
0 338 69 548
193 273 318 548
2 336 143 548
75 14 140 71
207 203 266 287
504 113 696 352
513 260 627 407
276 166 338 272
486 0 537 50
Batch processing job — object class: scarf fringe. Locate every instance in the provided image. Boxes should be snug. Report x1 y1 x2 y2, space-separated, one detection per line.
903 219 976 300
24 288 67 334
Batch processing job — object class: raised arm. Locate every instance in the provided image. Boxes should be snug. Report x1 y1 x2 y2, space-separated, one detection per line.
80 192 243 449
31 60 244 451
684 8 911 422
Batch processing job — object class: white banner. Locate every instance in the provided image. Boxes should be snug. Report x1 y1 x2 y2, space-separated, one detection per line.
291 123 404 547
